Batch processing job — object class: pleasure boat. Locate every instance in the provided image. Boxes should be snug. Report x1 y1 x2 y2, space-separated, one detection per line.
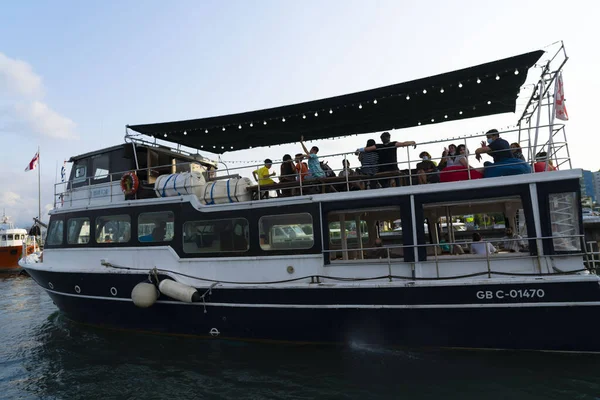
0 214 37 273
22 43 600 351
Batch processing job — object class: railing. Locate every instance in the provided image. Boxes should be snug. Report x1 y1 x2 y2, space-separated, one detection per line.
54 124 573 208
236 123 571 199
324 234 597 280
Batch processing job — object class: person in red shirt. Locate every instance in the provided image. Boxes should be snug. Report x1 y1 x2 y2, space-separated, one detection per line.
294 153 309 181
533 152 557 172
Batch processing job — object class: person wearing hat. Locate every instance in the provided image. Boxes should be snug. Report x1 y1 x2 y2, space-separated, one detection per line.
356 131 416 187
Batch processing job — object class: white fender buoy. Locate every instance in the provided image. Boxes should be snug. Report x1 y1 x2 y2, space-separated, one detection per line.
131 282 159 308
158 279 201 303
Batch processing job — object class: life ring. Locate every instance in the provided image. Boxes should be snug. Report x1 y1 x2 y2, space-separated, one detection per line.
120 172 139 195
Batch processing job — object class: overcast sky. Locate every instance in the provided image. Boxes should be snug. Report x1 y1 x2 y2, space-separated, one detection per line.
1 0 598 227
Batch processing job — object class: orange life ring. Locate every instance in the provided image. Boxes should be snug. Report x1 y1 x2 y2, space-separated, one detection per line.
120 172 139 195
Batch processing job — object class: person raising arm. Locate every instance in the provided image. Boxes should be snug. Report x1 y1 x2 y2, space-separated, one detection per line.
300 135 325 178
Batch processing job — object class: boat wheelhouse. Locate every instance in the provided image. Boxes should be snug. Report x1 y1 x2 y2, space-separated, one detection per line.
22 43 600 351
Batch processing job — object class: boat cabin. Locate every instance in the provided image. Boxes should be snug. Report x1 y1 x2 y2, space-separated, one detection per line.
63 143 218 205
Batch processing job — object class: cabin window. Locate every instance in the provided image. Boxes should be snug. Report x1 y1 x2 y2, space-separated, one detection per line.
1 235 5 240
548 192 581 251
67 217 90 245
96 215 131 243
46 220 64 246
73 161 87 184
183 218 249 253
259 213 313 251
92 154 110 180
138 211 174 243
328 206 402 261
421 196 528 257
7 234 13 240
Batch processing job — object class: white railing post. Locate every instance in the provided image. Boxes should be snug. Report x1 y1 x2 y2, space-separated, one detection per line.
485 242 491 278
344 154 350 192
464 138 471 180
406 147 412 186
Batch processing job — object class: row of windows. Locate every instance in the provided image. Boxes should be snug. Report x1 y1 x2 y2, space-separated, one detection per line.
1 234 27 241
46 212 315 253
47 212 175 246
44 191 583 257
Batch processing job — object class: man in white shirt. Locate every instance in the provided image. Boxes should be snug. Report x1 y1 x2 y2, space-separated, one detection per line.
470 232 496 255
500 228 525 252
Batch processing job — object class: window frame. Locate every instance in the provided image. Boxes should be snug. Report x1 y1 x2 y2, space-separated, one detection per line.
91 153 110 182
137 211 175 243
46 218 64 246
547 191 582 253
258 213 314 251
95 214 132 244
183 218 249 254
66 217 91 245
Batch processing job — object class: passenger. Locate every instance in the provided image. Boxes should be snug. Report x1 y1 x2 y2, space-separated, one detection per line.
470 232 496 255
299 136 325 179
320 161 336 178
475 129 530 178
440 145 483 182
455 145 470 168
294 153 309 181
338 159 354 178
279 154 297 197
533 152 557 172
104 235 112 243
252 159 276 186
151 221 166 242
367 237 387 259
338 160 362 191
439 233 464 255
438 144 459 170
510 143 526 161
356 139 379 189
500 227 526 252
416 151 439 184
357 131 416 188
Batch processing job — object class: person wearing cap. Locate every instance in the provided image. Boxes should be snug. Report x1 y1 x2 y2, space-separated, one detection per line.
416 151 439 184
356 131 416 187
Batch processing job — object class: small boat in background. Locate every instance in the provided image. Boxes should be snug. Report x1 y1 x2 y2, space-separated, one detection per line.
0 213 37 273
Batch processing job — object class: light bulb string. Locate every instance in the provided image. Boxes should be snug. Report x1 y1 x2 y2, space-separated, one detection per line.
150 63 539 137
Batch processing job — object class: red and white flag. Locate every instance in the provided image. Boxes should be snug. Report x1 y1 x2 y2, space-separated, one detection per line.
25 152 39 172
554 72 569 121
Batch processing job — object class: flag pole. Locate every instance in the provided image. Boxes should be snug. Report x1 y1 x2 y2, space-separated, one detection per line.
38 146 41 224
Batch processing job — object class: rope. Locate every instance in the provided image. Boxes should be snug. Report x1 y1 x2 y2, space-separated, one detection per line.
199 283 218 313
101 261 591 285
161 174 175 197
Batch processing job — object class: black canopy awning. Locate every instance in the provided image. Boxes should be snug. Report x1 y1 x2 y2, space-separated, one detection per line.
128 50 543 154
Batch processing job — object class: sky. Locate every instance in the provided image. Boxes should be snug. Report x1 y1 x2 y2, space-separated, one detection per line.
1 0 599 227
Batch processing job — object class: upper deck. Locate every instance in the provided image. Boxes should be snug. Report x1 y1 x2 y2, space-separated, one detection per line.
53 43 574 215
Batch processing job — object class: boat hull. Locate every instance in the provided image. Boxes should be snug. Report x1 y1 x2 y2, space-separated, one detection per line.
25 268 600 352
0 245 26 272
